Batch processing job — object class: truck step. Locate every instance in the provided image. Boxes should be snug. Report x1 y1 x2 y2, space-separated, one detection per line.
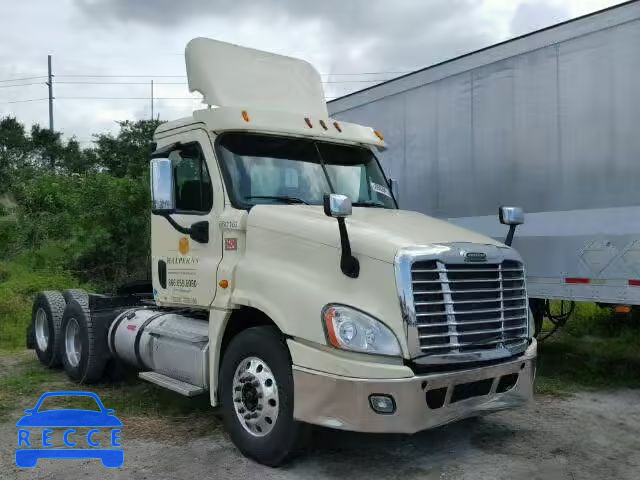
138 371 205 397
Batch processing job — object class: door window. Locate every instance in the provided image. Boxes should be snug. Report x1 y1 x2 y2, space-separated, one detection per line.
169 143 213 213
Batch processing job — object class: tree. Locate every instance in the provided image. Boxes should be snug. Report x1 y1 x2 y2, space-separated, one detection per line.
89 119 164 177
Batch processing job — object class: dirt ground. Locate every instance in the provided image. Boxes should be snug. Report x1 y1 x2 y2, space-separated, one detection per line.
0 387 638 480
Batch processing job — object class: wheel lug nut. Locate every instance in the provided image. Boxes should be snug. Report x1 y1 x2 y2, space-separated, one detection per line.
234 397 241 403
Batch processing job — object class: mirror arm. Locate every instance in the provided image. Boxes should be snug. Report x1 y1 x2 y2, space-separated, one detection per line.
504 225 517 247
337 217 359 278
161 213 192 235
159 213 209 244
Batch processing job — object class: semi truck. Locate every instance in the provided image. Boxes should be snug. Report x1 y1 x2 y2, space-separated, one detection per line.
327 0 640 333
28 38 536 466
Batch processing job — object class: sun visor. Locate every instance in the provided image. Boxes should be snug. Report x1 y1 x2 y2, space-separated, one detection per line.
185 38 328 117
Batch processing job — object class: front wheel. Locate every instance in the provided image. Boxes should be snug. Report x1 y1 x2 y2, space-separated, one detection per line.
220 326 308 466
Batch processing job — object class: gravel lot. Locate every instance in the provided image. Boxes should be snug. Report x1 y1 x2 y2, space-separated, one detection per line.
1 388 639 480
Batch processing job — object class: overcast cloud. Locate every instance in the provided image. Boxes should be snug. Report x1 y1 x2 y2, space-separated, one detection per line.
0 0 624 143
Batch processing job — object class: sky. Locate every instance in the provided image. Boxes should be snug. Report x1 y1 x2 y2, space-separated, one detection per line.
0 0 626 144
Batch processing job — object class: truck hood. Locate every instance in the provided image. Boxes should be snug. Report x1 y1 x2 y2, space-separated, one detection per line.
247 205 504 263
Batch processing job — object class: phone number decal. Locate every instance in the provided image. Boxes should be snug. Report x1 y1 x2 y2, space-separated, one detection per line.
168 278 198 288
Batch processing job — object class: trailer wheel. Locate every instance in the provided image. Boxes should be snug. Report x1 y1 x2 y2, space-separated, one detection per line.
60 298 108 383
31 291 66 367
220 326 309 466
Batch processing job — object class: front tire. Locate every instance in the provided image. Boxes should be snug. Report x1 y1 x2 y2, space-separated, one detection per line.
220 326 308 466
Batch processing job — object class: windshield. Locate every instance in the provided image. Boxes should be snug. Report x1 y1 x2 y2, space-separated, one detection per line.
216 133 397 209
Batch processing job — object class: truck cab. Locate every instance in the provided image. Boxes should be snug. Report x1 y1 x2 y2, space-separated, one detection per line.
33 38 536 467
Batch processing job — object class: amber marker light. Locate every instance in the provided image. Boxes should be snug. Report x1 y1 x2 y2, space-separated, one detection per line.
333 121 342 132
219 279 229 289
241 110 250 122
374 130 384 141
319 119 328 130
304 117 313 128
323 306 340 348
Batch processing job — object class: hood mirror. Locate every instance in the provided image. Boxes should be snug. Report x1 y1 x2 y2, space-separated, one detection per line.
498 206 525 246
323 193 352 218
323 194 359 278
499 206 524 226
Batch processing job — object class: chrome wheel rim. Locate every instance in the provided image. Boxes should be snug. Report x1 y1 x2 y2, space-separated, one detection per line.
232 356 279 437
65 318 82 368
34 308 49 352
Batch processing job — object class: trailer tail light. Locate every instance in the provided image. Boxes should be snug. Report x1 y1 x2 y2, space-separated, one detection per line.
629 279 640 286
241 110 250 122
614 305 631 314
565 277 590 284
304 117 313 128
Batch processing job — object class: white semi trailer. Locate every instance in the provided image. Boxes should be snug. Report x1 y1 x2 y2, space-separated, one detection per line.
28 38 536 466
328 1 640 332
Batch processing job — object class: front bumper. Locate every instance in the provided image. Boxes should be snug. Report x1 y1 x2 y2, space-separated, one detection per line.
293 339 536 433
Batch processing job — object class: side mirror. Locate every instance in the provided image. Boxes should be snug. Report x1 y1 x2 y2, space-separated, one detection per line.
150 158 175 214
323 193 359 278
387 178 399 202
323 193 352 218
498 206 524 246
499 206 524 226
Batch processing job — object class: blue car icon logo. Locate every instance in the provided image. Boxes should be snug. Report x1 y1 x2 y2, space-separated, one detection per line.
16 391 123 468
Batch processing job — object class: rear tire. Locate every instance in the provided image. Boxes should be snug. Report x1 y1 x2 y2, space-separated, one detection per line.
220 326 309 466
60 298 108 383
62 288 88 305
31 291 66 368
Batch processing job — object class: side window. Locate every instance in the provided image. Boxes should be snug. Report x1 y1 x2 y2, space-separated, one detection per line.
168 143 213 213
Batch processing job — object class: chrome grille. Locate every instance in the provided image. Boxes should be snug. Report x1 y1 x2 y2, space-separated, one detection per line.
411 260 528 355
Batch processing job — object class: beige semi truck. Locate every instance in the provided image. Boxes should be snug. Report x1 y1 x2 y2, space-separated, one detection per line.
28 38 536 466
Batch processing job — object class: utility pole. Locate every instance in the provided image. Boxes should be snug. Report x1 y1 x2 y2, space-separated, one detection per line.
150 80 154 120
46 55 54 132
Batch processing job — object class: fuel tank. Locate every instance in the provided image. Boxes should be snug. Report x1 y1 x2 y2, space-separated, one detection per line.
108 308 209 389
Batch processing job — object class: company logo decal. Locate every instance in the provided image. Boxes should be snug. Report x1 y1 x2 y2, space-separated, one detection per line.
15 391 123 469
178 236 190 256
464 252 487 262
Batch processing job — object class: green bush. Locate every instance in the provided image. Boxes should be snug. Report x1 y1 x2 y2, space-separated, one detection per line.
0 261 85 351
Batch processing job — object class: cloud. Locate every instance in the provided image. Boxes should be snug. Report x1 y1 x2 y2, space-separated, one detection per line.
510 1 570 36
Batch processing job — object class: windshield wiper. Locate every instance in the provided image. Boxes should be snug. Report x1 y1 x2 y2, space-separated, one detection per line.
244 195 309 205
352 200 388 208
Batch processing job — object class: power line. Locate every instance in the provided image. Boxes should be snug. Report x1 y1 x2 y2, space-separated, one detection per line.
54 71 411 78
54 79 390 85
0 97 48 104
0 82 44 88
0 75 47 83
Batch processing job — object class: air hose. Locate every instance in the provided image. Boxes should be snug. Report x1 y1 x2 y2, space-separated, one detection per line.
538 299 575 341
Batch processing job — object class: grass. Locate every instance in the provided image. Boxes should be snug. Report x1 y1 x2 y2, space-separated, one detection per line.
0 260 86 351
535 301 640 394
0 353 218 439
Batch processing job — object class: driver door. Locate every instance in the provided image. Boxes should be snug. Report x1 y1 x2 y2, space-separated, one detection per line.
151 129 223 307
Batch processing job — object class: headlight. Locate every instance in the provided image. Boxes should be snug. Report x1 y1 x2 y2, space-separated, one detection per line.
322 304 401 356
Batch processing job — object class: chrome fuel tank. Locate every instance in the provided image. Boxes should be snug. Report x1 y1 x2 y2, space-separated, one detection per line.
108 308 209 389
